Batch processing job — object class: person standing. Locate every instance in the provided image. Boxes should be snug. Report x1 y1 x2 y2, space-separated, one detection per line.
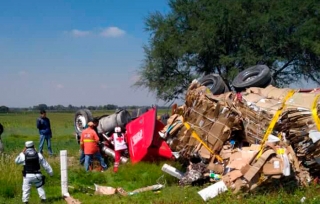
37 110 53 156
112 127 127 173
79 118 99 165
15 141 53 204
80 121 107 172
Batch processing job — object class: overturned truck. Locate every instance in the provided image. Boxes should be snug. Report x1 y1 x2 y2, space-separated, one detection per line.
74 107 173 165
74 64 320 196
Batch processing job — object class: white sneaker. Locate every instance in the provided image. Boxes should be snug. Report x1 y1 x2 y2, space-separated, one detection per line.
159 131 166 139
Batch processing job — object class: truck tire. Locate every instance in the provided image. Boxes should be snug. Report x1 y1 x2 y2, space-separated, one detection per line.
199 74 227 95
223 82 230 93
0 123 3 136
232 65 271 91
74 109 93 135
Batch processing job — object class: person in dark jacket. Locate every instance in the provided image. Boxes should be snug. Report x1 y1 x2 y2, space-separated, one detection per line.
37 110 53 156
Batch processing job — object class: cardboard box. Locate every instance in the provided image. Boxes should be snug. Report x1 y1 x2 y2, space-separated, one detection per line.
228 147 258 170
262 156 283 175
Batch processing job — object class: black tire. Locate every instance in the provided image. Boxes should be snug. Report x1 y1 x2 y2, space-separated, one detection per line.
74 109 93 135
199 74 226 95
0 123 3 136
232 65 271 91
83 109 94 120
223 82 230 93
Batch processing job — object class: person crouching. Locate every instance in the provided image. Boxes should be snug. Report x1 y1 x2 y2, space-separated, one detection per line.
112 127 127 172
15 141 53 204
80 121 107 172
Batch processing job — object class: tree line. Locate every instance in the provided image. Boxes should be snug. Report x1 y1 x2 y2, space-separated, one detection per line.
0 104 171 113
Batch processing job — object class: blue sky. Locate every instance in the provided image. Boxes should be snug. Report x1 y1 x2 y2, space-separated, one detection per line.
0 0 170 107
1 1 317 108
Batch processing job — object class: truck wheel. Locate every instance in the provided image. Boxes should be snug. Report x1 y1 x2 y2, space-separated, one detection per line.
199 74 226 95
232 65 271 91
223 82 230 93
74 109 93 135
0 123 3 136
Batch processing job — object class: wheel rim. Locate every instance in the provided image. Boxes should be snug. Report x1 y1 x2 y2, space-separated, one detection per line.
75 115 86 132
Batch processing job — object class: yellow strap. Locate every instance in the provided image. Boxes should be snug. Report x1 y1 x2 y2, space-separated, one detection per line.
83 139 96 143
256 90 295 159
183 122 223 162
276 148 285 155
311 94 320 130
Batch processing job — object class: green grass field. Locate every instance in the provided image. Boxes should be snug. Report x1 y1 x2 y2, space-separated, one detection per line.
1 111 320 204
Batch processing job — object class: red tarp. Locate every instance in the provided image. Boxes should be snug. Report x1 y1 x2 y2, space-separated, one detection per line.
126 107 172 163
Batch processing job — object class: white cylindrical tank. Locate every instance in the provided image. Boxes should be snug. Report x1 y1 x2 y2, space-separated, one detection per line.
97 110 131 134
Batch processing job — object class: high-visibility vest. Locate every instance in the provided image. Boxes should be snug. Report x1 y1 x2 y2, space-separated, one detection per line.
80 128 99 154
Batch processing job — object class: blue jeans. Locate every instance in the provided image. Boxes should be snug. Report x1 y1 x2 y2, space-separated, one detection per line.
39 134 53 155
79 149 85 165
84 152 107 172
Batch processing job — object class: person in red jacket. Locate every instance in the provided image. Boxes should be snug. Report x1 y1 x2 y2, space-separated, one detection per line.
112 127 127 172
80 121 107 172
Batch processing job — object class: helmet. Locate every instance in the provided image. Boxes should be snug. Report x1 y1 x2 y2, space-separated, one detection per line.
114 127 121 133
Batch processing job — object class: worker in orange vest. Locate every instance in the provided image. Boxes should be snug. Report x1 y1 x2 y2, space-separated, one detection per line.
80 121 107 172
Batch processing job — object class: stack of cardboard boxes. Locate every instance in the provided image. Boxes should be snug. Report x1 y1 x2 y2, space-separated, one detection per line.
159 81 320 192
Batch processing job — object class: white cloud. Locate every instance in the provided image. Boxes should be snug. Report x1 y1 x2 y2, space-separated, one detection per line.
68 27 126 38
99 27 126 38
70 29 91 37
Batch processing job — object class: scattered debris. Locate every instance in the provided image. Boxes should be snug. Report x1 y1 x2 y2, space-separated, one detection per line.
94 184 116 195
161 163 184 179
158 81 320 200
198 180 228 201
94 184 164 196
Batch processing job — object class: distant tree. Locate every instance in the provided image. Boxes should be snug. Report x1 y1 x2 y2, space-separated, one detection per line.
87 106 96 110
0 106 9 113
105 104 118 110
54 105 65 111
33 104 47 111
135 0 320 101
68 104 74 110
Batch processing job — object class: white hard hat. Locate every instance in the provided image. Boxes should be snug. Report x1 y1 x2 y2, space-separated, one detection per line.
25 141 34 148
114 127 121 133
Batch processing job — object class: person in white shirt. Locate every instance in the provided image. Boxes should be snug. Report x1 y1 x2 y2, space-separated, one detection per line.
111 127 127 172
15 141 53 204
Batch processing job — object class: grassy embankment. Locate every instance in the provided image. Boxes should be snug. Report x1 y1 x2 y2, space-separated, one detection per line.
0 111 320 204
